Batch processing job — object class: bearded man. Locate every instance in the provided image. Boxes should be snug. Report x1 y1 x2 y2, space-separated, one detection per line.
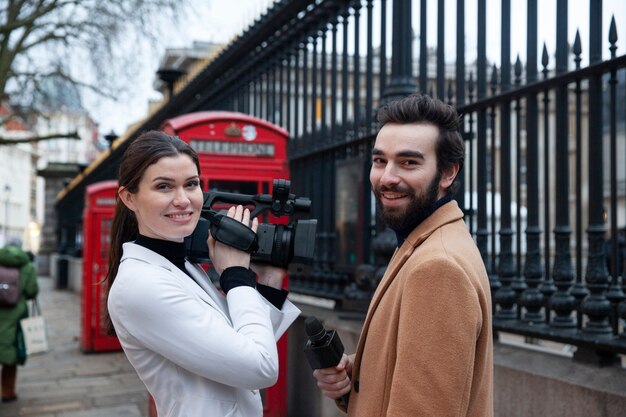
312 94 493 417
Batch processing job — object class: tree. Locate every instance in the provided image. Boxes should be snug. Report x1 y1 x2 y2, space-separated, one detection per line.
0 0 190 142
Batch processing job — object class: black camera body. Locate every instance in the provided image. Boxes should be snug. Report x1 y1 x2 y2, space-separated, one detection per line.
185 179 317 268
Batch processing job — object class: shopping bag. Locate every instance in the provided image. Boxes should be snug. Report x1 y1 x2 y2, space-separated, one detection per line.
19 299 49 355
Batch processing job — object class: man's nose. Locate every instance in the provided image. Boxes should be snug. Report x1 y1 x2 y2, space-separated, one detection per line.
379 164 400 186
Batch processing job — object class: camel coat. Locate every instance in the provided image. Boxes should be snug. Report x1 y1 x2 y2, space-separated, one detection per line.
346 201 493 417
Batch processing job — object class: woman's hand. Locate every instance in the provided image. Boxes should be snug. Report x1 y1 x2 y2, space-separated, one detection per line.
250 264 287 289
207 205 258 275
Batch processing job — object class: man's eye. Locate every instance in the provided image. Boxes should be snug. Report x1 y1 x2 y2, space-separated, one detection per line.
402 160 418 166
372 157 385 164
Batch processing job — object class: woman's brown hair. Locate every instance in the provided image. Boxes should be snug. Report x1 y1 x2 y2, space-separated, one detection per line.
104 131 200 335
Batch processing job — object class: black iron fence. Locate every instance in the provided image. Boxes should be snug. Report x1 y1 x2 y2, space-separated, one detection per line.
50 0 626 364
179 0 626 364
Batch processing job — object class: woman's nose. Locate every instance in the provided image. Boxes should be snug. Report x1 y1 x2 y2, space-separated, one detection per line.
172 187 190 206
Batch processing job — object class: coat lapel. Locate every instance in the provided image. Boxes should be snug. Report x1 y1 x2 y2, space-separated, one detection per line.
351 245 411 377
121 243 232 325
185 263 231 322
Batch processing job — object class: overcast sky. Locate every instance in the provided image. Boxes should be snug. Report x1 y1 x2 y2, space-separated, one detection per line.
84 0 626 137
84 0 266 136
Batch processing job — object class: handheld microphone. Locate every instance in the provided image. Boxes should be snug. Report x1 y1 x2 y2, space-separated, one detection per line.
303 316 350 406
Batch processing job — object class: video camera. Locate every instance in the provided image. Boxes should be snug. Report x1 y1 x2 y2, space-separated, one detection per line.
185 179 317 268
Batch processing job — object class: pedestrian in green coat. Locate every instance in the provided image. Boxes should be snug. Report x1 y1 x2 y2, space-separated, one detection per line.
0 243 39 402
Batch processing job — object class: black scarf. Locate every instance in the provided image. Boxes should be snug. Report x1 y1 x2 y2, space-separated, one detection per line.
394 195 453 247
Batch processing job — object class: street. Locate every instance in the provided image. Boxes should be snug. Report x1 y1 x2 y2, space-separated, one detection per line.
1 277 149 417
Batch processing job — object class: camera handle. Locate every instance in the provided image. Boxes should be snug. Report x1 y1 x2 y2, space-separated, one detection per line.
203 188 311 220
203 210 258 253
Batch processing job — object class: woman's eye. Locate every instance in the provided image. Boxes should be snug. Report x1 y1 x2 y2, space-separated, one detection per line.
186 180 199 188
156 183 171 190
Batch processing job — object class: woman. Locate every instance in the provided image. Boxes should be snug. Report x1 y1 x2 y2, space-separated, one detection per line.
0 240 38 402
105 131 300 417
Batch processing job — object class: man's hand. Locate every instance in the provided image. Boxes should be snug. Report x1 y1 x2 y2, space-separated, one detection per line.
312 354 353 399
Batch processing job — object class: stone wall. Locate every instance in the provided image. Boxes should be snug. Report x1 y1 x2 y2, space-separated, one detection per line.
287 303 626 417
494 342 626 417
37 163 81 275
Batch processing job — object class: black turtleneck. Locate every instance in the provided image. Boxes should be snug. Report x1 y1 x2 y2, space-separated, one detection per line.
133 234 287 309
394 195 453 247
135 234 189 276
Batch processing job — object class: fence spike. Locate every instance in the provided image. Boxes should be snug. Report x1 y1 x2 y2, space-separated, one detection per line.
609 16 617 57
573 30 582 68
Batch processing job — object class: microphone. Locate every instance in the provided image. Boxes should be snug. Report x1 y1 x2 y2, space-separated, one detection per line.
303 316 349 406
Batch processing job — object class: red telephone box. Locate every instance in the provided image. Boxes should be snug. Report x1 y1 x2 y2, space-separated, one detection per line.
81 180 121 352
161 111 289 195
161 111 291 417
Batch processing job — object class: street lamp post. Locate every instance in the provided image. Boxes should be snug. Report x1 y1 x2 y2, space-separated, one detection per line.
3 184 10 244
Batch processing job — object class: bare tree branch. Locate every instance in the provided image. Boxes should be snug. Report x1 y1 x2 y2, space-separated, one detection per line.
0 0 76 35
0 0 192 119
0 130 80 145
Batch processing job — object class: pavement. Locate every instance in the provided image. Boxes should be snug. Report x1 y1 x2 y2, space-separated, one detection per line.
1 276 150 417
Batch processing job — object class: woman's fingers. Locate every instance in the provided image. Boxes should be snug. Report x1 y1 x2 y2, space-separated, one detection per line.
227 205 256 232
226 205 239 220
242 206 251 228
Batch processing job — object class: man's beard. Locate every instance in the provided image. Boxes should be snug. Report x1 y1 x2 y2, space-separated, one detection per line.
374 172 441 230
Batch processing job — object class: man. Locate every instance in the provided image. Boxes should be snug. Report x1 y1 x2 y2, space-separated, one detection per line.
312 94 493 416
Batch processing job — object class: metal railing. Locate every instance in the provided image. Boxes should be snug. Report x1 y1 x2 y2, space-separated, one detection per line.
56 0 626 364
214 0 626 363
175 0 626 363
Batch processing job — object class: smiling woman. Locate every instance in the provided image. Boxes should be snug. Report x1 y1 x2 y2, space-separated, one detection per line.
103 131 300 417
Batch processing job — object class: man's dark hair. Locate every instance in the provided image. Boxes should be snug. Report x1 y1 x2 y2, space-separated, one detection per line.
377 94 464 195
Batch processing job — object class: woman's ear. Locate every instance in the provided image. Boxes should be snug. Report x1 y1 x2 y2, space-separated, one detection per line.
118 186 136 212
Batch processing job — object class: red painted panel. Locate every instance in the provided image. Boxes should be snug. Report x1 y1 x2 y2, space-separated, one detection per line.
81 180 121 352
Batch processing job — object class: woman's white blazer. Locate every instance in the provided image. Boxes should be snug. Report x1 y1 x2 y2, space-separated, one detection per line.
108 242 301 417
